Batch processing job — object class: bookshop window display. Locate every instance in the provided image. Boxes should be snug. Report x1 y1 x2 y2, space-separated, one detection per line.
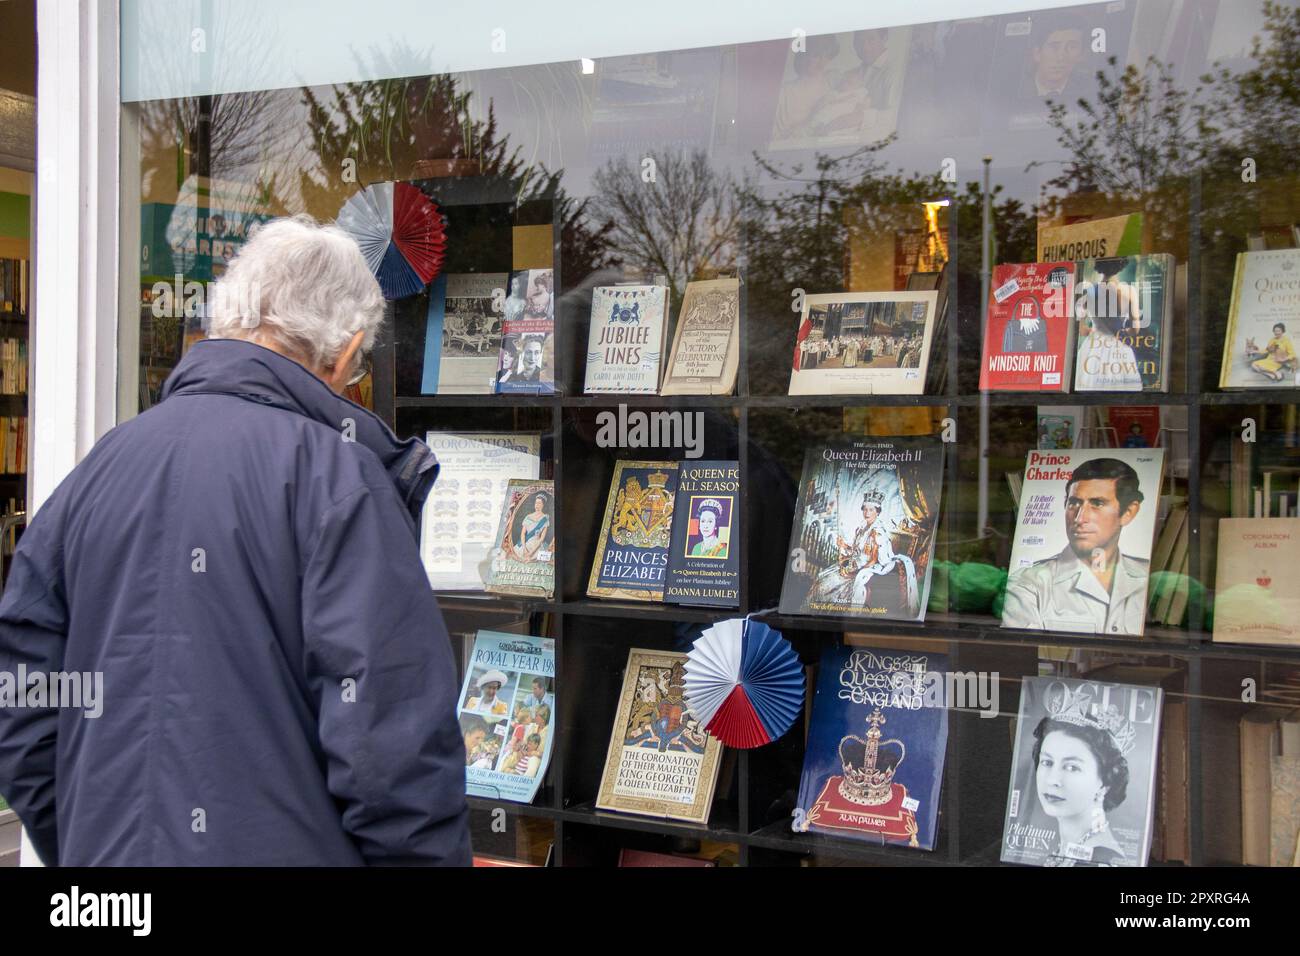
119 0 1300 867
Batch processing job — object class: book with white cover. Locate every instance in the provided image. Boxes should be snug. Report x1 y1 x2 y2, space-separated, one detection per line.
421 432 541 590
584 285 669 394
660 277 740 395
788 291 937 396
1002 447 1164 637
1219 250 1300 388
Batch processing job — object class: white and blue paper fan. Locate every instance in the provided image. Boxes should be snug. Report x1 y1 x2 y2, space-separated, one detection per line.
684 618 804 749
336 182 446 299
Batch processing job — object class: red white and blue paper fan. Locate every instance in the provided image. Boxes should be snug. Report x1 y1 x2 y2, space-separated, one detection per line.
337 181 447 299
684 618 804 749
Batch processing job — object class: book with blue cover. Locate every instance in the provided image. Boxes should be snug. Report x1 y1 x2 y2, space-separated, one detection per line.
664 460 740 608
587 460 680 601
793 642 949 850
459 631 557 804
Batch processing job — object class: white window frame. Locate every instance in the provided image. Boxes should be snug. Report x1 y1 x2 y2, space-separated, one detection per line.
22 0 122 867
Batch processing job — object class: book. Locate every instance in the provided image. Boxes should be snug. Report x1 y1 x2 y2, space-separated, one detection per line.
979 261 1076 392
583 284 669 394
617 849 716 867
587 461 680 602
1219 250 1300 388
1001 676 1163 867
423 272 508 394
1106 406 1161 449
793 642 949 850
595 648 723 823
788 291 937 396
1002 447 1165 636
659 277 741 396
1073 255 1174 392
1037 406 1085 449
458 631 556 804
1212 518 1300 646
664 460 740 608
1272 709 1300 867
486 479 556 599
779 437 944 621
496 269 555 394
420 432 541 590
1240 709 1276 866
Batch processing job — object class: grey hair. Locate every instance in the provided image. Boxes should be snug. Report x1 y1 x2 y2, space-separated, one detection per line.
207 214 384 370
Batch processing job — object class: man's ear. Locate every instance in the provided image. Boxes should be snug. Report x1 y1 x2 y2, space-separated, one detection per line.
1118 500 1140 527
326 330 366 394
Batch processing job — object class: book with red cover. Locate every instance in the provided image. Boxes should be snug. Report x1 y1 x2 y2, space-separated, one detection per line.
1106 407 1162 449
979 261 1076 392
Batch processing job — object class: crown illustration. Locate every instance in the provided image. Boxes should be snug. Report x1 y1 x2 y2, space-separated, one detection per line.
647 471 669 490
1045 688 1137 756
861 489 885 507
698 498 723 515
837 708 906 807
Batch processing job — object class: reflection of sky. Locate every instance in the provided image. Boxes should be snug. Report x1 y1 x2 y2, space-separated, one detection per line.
131 0 1278 227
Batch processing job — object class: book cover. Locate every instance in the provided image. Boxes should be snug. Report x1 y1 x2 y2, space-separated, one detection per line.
583 285 669 394
421 432 541 590
664 460 740 608
660 277 741 396
1212 517 1300 646
595 648 723 823
979 261 1076 392
1002 447 1165 637
496 269 555 394
1106 406 1162 449
426 272 508 394
779 437 944 621
789 291 937 396
1073 255 1173 392
486 479 556 599
459 631 556 804
1037 406 1085 449
1002 676 1162 867
1220 250 1300 388
793 642 949 850
587 461 680 601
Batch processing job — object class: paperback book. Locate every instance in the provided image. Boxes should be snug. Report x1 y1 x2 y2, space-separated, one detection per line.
664 460 740 608
789 292 937 395
497 268 555 394
423 272 508 394
420 432 541 590
486 479 556 599
1219 250 1300 389
779 437 944 621
1212 517 1300 646
459 631 556 803
587 461 680 601
584 284 669 394
1072 255 1174 392
1002 676 1162 867
793 642 949 850
595 648 723 824
979 261 1076 392
1002 447 1165 636
660 277 741 396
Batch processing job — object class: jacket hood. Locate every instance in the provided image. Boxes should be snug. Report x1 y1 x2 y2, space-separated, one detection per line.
160 338 439 524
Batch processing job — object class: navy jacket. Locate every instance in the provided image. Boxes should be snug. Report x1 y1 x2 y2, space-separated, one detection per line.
0 338 471 865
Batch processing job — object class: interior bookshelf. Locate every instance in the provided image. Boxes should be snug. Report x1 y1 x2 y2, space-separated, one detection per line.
362 164 1300 868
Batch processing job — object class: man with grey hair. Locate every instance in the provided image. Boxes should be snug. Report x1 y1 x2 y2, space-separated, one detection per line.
0 215 471 865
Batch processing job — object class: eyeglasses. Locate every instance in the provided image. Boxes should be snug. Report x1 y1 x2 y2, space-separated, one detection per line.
345 353 371 387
